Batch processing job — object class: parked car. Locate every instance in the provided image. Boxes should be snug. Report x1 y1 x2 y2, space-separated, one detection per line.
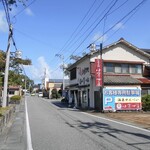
38 92 43 97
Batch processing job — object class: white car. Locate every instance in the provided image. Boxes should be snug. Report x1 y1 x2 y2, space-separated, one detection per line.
38 92 43 97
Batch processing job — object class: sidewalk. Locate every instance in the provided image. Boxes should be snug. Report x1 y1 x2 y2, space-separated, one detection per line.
0 99 26 150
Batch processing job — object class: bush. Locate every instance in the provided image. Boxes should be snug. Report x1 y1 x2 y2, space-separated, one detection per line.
51 89 61 99
142 95 150 111
10 95 21 104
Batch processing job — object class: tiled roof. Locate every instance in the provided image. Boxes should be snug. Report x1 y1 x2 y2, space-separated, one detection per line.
49 79 69 83
137 77 150 84
104 75 141 85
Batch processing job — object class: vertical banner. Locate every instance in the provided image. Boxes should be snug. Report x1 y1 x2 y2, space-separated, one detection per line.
95 59 103 86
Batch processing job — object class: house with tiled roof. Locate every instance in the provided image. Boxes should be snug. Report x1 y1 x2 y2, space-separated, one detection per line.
67 38 150 111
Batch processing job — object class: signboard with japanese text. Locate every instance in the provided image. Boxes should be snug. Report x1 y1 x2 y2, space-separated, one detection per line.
95 59 103 86
77 58 90 86
103 88 141 111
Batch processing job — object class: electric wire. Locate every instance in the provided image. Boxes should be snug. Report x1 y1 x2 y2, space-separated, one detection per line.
103 1 145 45
94 0 147 43
50 0 119 74
64 0 119 61
2 0 11 25
60 0 128 58
13 0 37 18
59 0 118 59
59 0 105 55
58 0 98 55
53 0 147 75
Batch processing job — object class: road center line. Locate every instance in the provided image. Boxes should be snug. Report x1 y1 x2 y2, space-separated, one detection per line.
25 98 33 150
81 112 150 133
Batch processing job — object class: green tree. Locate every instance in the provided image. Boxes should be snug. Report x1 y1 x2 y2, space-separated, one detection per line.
0 50 33 90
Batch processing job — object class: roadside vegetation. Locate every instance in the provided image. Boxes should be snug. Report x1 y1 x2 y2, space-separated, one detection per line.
142 94 150 111
0 107 10 117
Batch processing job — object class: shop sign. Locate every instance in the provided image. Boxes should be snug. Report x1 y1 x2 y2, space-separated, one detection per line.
78 67 90 85
95 59 103 86
103 88 141 111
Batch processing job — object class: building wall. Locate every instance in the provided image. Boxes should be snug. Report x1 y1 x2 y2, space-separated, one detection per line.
91 44 149 64
68 42 150 109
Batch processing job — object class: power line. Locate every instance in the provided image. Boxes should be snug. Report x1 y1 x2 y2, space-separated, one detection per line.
2 0 11 25
13 0 37 18
58 0 98 55
59 0 118 59
60 0 147 68
59 0 105 55
64 0 119 60
94 0 147 43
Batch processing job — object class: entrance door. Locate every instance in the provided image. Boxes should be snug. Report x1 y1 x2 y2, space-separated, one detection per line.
94 91 100 110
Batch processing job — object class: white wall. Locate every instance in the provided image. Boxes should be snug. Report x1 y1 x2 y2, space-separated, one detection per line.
91 44 150 64
77 58 90 86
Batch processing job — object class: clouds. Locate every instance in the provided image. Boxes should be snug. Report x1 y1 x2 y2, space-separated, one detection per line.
0 10 8 32
27 56 51 80
92 32 108 43
113 22 124 31
26 56 64 83
0 7 34 33
25 8 34 16
92 22 125 43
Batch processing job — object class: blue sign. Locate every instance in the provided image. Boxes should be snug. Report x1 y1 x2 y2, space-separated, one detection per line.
103 88 141 111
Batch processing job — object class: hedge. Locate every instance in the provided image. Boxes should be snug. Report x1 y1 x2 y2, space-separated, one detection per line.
142 95 150 111
10 95 21 104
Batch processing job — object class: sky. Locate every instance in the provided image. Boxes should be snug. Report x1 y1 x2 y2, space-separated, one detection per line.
0 0 150 84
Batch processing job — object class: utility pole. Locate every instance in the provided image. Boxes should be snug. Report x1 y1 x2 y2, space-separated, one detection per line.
55 54 65 96
2 24 13 107
99 43 103 111
90 43 103 111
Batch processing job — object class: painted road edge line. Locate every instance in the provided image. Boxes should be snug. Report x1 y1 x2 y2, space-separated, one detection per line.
81 112 150 133
25 99 33 150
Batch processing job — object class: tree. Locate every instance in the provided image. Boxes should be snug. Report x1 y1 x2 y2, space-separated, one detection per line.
0 50 6 73
64 63 72 77
0 50 33 89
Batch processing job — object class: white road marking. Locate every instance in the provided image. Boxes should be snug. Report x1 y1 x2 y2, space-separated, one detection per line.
25 98 33 150
81 112 150 133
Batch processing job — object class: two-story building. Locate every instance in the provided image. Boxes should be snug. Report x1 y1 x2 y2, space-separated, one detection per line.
67 38 150 111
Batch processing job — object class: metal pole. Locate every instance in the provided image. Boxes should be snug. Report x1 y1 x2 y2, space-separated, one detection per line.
2 25 13 107
62 56 65 93
99 43 103 111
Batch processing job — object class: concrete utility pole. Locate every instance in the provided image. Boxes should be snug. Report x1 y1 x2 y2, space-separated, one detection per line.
2 25 13 107
55 54 65 96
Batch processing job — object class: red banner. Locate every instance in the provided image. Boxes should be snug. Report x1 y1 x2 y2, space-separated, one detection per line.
115 103 141 110
95 59 103 86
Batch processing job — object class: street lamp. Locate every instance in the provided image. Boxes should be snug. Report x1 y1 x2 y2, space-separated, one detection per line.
55 54 65 96
90 43 103 111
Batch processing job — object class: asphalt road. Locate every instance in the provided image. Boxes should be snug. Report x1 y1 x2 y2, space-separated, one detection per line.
26 96 150 150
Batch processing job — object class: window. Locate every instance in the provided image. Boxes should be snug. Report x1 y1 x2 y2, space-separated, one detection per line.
115 64 121 73
130 64 142 74
122 64 129 74
70 68 76 80
104 62 142 74
130 64 136 74
9 90 15 95
136 65 142 74
105 63 114 72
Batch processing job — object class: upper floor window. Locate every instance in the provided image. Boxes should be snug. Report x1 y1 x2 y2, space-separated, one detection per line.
105 63 113 72
104 63 142 74
70 68 76 80
122 64 129 73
